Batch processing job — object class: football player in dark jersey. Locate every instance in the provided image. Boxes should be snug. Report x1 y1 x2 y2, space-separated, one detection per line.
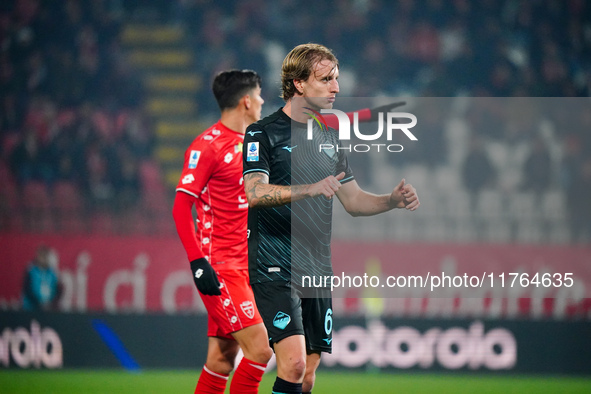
243 44 420 394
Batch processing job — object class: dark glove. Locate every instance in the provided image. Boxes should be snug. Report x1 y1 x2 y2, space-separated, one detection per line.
369 101 407 122
190 258 221 296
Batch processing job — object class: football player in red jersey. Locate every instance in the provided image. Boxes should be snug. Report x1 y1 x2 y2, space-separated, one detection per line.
173 70 272 394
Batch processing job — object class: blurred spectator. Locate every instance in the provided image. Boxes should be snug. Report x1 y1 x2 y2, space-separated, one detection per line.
83 137 117 210
522 135 552 195
462 134 496 205
113 145 141 211
354 37 391 96
21 244 61 311
9 126 55 186
120 108 154 158
46 46 87 106
561 136 591 243
408 20 440 66
236 31 269 82
416 104 447 168
0 92 23 133
578 159 591 242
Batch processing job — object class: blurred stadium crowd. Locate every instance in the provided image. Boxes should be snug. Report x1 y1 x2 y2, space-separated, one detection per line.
0 0 590 242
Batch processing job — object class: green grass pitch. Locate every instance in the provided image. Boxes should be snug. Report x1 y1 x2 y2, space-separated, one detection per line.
1 370 590 393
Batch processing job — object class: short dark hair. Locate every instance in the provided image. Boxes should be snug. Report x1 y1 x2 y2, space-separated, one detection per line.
212 70 261 111
281 43 338 101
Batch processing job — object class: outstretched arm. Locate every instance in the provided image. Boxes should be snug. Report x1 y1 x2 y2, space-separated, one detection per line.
244 172 346 208
336 178 420 217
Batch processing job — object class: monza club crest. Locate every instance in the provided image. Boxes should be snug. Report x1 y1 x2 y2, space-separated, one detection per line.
240 301 255 319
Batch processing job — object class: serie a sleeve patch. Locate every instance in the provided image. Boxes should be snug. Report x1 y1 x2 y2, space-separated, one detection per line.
246 142 259 162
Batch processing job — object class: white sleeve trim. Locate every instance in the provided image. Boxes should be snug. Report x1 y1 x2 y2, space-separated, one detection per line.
175 188 199 198
243 168 270 176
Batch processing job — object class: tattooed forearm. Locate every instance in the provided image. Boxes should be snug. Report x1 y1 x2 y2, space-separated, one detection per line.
243 172 311 207
256 185 285 206
244 173 267 202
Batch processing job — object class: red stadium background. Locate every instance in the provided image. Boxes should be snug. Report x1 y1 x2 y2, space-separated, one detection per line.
2 234 589 318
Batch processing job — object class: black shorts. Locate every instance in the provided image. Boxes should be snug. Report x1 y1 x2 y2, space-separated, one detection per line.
252 281 333 354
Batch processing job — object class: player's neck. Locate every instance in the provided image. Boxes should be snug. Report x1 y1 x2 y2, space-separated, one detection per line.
283 98 312 124
220 110 247 134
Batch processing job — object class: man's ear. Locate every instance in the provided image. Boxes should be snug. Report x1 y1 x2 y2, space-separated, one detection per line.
243 94 251 110
293 79 304 95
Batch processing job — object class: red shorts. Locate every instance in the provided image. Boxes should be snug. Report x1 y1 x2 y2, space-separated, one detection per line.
200 268 263 339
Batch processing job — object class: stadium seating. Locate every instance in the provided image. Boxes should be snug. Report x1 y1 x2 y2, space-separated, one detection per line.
52 181 86 233
22 181 54 233
139 160 167 194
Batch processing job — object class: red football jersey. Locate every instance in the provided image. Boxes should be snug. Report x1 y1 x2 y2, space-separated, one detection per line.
176 121 248 271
